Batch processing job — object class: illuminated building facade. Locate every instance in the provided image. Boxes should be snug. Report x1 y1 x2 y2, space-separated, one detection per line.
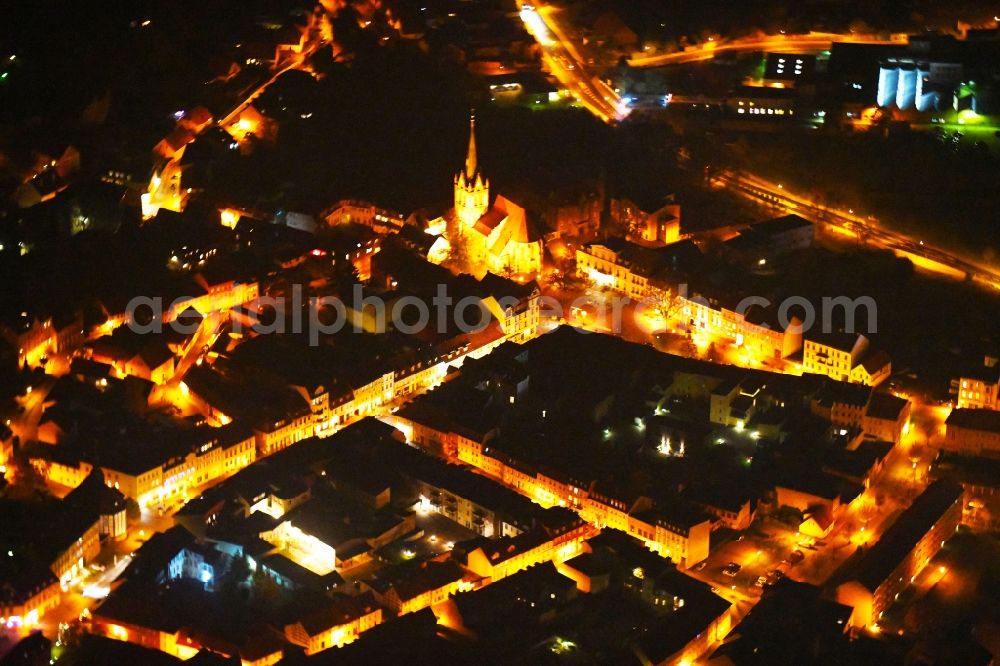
481 287 541 342
575 240 666 300
849 351 892 387
87 333 177 385
944 408 1000 456
283 593 383 654
429 114 543 277
464 525 591 583
804 333 889 386
804 334 866 381
876 58 963 111
396 382 712 569
626 508 712 569
1 312 83 368
166 274 259 322
861 393 911 444
371 560 471 615
1 474 112 628
255 411 314 456
956 376 1000 410
50 519 102 586
0 575 61 631
608 195 681 247
141 159 188 220
677 290 803 364
31 423 257 506
260 520 338 576
836 480 963 628
955 359 1000 410
324 199 405 234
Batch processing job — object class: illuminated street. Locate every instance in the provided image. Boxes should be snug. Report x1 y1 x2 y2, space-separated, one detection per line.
517 2 627 123
715 170 1000 291
628 32 908 68
1 2 999 665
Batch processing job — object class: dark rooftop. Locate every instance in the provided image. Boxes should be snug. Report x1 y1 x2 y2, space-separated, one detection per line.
865 392 909 421
946 408 1000 434
851 480 964 592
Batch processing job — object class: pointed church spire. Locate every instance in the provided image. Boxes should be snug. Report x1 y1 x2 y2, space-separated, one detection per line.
465 110 477 180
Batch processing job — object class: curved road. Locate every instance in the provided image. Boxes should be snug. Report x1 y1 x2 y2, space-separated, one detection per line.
628 33 907 68
517 3 626 123
717 171 1000 290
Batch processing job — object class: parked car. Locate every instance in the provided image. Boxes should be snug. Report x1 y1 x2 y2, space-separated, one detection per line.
722 562 741 577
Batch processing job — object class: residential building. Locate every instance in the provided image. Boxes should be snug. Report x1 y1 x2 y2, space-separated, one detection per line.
575 237 699 301
835 480 964 628
30 420 257 506
369 559 472 615
283 593 383 654
954 356 1000 410
862 392 911 444
804 333 868 381
804 333 890 385
713 579 852 664
678 287 803 364
685 486 757 531
609 193 681 247
850 350 893 386
811 381 873 429
627 505 713 569
944 408 1000 457
324 199 405 234
463 516 591 584
0 472 113 627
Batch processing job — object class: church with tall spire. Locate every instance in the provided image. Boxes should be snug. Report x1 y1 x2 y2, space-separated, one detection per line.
428 112 543 278
454 113 489 229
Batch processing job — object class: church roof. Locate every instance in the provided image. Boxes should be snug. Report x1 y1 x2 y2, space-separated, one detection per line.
471 195 542 247
474 207 506 236
495 195 541 243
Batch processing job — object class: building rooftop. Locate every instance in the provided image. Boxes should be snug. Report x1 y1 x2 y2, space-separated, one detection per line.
375 558 466 603
294 592 380 637
946 408 1000 434
807 332 866 354
851 480 964 592
958 358 1000 384
451 562 575 631
751 213 813 237
307 608 473 664
814 381 872 409
865 392 909 421
711 578 852 663
859 350 892 375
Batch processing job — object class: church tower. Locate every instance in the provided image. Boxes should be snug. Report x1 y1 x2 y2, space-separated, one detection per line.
454 112 489 228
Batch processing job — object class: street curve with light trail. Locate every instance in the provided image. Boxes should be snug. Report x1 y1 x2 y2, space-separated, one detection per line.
717 171 1000 290
517 1 628 123
628 32 908 68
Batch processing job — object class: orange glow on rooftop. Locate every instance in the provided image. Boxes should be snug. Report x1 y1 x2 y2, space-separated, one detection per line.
219 208 241 229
